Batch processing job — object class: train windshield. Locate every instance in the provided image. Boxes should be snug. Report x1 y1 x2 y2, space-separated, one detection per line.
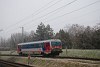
51 41 61 46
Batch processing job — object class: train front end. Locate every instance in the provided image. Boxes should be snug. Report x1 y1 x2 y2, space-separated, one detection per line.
50 40 62 55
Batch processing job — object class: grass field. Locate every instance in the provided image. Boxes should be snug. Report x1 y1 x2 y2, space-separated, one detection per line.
60 49 100 59
0 50 18 55
0 49 100 59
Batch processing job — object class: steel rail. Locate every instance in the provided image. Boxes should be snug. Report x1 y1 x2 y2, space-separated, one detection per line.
0 54 100 61
0 59 33 67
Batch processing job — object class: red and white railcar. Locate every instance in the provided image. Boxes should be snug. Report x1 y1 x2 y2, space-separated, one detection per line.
17 39 62 56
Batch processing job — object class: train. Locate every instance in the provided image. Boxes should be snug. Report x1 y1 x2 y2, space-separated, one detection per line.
17 39 62 56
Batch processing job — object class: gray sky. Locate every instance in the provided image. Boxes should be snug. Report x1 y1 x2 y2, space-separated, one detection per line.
0 0 100 39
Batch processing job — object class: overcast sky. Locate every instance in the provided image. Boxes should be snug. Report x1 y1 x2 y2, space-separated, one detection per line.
0 0 100 39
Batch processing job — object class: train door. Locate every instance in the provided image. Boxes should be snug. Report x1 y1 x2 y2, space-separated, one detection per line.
44 42 51 52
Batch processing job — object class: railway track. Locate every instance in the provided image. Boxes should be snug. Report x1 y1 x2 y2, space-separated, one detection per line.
0 54 100 61
52 56 100 61
0 59 33 67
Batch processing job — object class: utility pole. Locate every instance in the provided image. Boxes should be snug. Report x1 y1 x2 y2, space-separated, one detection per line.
20 27 24 43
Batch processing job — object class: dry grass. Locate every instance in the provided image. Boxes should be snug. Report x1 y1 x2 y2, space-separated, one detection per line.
0 56 100 67
0 51 18 55
60 49 100 59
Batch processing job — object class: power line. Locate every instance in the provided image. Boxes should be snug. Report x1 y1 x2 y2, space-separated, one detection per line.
4 0 61 31
4 0 100 35
46 0 100 22
5 0 76 33
25 0 100 30
30 0 62 17
46 8 100 26
22 0 77 26
21 0 77 30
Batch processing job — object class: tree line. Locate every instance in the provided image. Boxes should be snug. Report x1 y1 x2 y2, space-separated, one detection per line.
55 24 100 49
0 22 100 50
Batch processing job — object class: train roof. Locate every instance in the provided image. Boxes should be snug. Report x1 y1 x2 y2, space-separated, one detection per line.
18 39 61 45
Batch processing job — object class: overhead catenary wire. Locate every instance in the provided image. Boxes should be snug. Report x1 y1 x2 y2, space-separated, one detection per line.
22 0 77 26
4 0 62 31
25 0 100 30
46 0 100 22
45 8 100 27
30 0 62 17
5 0 77 33
3 0 100 36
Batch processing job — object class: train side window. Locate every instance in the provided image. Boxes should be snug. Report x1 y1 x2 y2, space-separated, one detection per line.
41 43 44 48
39 43 42 48
34 43 41 48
